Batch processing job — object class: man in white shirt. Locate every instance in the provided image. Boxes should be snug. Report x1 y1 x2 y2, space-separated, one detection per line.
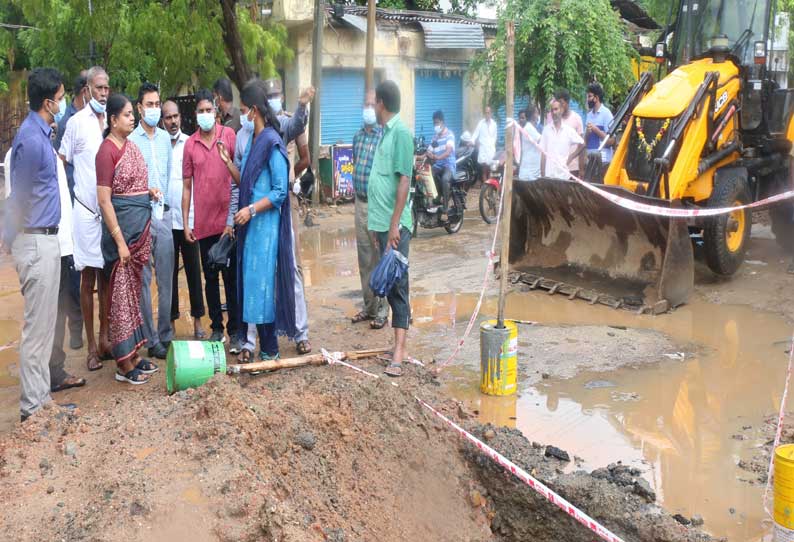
517 108 541 182
4 133 87 396
162 100 206 339
473 106 497 183
58 65 110 372
540 99 585 180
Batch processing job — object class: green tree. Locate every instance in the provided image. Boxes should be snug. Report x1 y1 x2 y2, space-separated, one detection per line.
470 0 637 112
7 0 291 97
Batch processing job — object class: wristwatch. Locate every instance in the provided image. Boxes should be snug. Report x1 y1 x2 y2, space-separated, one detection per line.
248 204 256 217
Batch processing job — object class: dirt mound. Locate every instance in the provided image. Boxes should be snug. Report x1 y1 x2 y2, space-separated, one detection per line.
0 360 714 542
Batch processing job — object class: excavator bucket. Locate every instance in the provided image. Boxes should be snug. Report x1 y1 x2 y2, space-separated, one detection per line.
508 179 694 311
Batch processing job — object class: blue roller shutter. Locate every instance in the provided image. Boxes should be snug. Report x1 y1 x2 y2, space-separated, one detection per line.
414 71 463 145
321 69 365 145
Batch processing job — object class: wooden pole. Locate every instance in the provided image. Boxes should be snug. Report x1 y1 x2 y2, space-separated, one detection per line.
497 22 515 329
365 0 376 92
309 0 324 205
228 348 391 374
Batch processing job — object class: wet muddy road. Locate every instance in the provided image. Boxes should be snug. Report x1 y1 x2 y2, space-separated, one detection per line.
1 198 793 541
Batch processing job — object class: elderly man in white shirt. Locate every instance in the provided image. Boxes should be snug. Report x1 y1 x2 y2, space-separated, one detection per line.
58 66 111 372
540 99 585 180
5 133 87 395
473 106 497 183
161 100 206 340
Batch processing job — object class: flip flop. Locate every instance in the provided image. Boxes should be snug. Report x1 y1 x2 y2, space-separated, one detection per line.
135 358 159 375
370 316 388 330
296 340 312 355
51 377 86 393
238 348 253 363
384 363 403 377
351 311 374 324
194 328 208 340
115 368 150 385
86 352 103 372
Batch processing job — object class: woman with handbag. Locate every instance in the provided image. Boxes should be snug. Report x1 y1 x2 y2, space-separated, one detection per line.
231 79 296 362
95 94 163 385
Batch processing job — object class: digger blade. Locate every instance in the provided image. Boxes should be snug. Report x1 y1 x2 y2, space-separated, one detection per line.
508 178 694 310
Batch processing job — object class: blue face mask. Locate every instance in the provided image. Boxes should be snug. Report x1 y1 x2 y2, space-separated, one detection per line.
142 107 161 127
268 97 282 114
434 125 443 135
53 97 67 124
196 112 215 132
89 97 106 114
240 111 254 131
362 107 376 126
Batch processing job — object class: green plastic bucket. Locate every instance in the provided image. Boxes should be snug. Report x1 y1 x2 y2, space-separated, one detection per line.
166 341 227 394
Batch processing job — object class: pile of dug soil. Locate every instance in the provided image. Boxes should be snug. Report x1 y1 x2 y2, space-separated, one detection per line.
0 360 713 542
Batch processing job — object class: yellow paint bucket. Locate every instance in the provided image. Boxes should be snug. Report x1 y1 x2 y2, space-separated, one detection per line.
775 444 794 540
479 319 518 396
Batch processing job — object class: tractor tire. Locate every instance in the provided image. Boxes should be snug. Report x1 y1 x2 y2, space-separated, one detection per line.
770 204 794 254
703 174 752 276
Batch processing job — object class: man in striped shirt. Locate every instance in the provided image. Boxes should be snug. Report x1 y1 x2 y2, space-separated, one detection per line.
426 110 456 221
351 89 388 329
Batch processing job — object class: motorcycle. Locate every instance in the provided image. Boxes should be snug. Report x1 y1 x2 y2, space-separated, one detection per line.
409 135 466 236
479 153 505 224
453 132 479 192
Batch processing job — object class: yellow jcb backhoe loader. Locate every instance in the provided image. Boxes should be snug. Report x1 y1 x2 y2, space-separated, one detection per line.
509 0 794 312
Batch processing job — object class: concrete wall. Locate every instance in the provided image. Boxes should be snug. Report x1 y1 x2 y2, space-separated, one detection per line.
282 22 490 140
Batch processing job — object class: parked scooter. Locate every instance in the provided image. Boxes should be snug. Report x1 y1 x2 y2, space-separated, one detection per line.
410 135 466 236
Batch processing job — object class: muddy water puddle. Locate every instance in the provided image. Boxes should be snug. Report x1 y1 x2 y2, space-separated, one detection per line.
426 291 787 541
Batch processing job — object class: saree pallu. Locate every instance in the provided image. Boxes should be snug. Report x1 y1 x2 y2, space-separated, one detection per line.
102 194 151 363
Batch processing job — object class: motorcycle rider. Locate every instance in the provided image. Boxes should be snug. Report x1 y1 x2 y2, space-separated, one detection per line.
426 110 456 221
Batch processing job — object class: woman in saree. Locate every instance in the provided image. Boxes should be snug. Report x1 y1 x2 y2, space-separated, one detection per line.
232 79 296 361
95 94 163 385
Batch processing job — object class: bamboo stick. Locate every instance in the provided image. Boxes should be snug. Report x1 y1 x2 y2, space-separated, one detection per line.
227 347 391 374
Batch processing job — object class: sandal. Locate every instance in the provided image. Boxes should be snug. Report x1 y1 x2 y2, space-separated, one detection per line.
135 358 159 375
194 328 208 340
296 340 312 355
370 316 388 330
115 368 150 385
51 376 86 393
238 348 253 363
351 311 374 324
86 352 103 372
384 363 403 377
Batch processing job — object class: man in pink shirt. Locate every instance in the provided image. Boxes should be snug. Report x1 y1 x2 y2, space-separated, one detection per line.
181 88 240 349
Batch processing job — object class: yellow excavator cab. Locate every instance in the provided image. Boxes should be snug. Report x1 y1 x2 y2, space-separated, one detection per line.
509 0 794 312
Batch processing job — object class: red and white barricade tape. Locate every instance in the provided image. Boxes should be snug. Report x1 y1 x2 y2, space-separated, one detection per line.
764 333 794 517
506 118 794 217
321 349 627 542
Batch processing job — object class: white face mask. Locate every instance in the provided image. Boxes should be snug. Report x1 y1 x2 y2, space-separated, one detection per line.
196 112 215 132
268 97 282 113
362 107 376 126
169 129 181 141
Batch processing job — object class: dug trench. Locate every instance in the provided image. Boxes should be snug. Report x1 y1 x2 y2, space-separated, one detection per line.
0 200 791 541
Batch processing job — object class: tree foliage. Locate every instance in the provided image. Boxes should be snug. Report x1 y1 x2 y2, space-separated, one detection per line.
4 0 292 97
470 0 637 112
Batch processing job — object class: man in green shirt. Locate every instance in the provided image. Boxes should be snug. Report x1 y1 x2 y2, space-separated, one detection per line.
367 80 414 377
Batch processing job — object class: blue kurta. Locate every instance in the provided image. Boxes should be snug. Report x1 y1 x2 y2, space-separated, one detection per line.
240 146 289 324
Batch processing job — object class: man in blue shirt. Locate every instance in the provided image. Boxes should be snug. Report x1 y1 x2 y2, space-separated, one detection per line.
585 82 615 167
4 68 66 421
129 82 174 360
426 110 456 220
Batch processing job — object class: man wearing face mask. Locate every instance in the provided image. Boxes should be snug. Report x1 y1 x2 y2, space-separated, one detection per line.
4 68 67 421
350 89 387 329
584 82 615 168
128 82 173 360
182 89 240 350
540 99 585 180
59 65 112 372
425 110 456 221
162 100 206 340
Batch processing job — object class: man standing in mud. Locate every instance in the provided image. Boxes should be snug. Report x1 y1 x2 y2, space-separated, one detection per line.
368 80 414 377
4 68 66 421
